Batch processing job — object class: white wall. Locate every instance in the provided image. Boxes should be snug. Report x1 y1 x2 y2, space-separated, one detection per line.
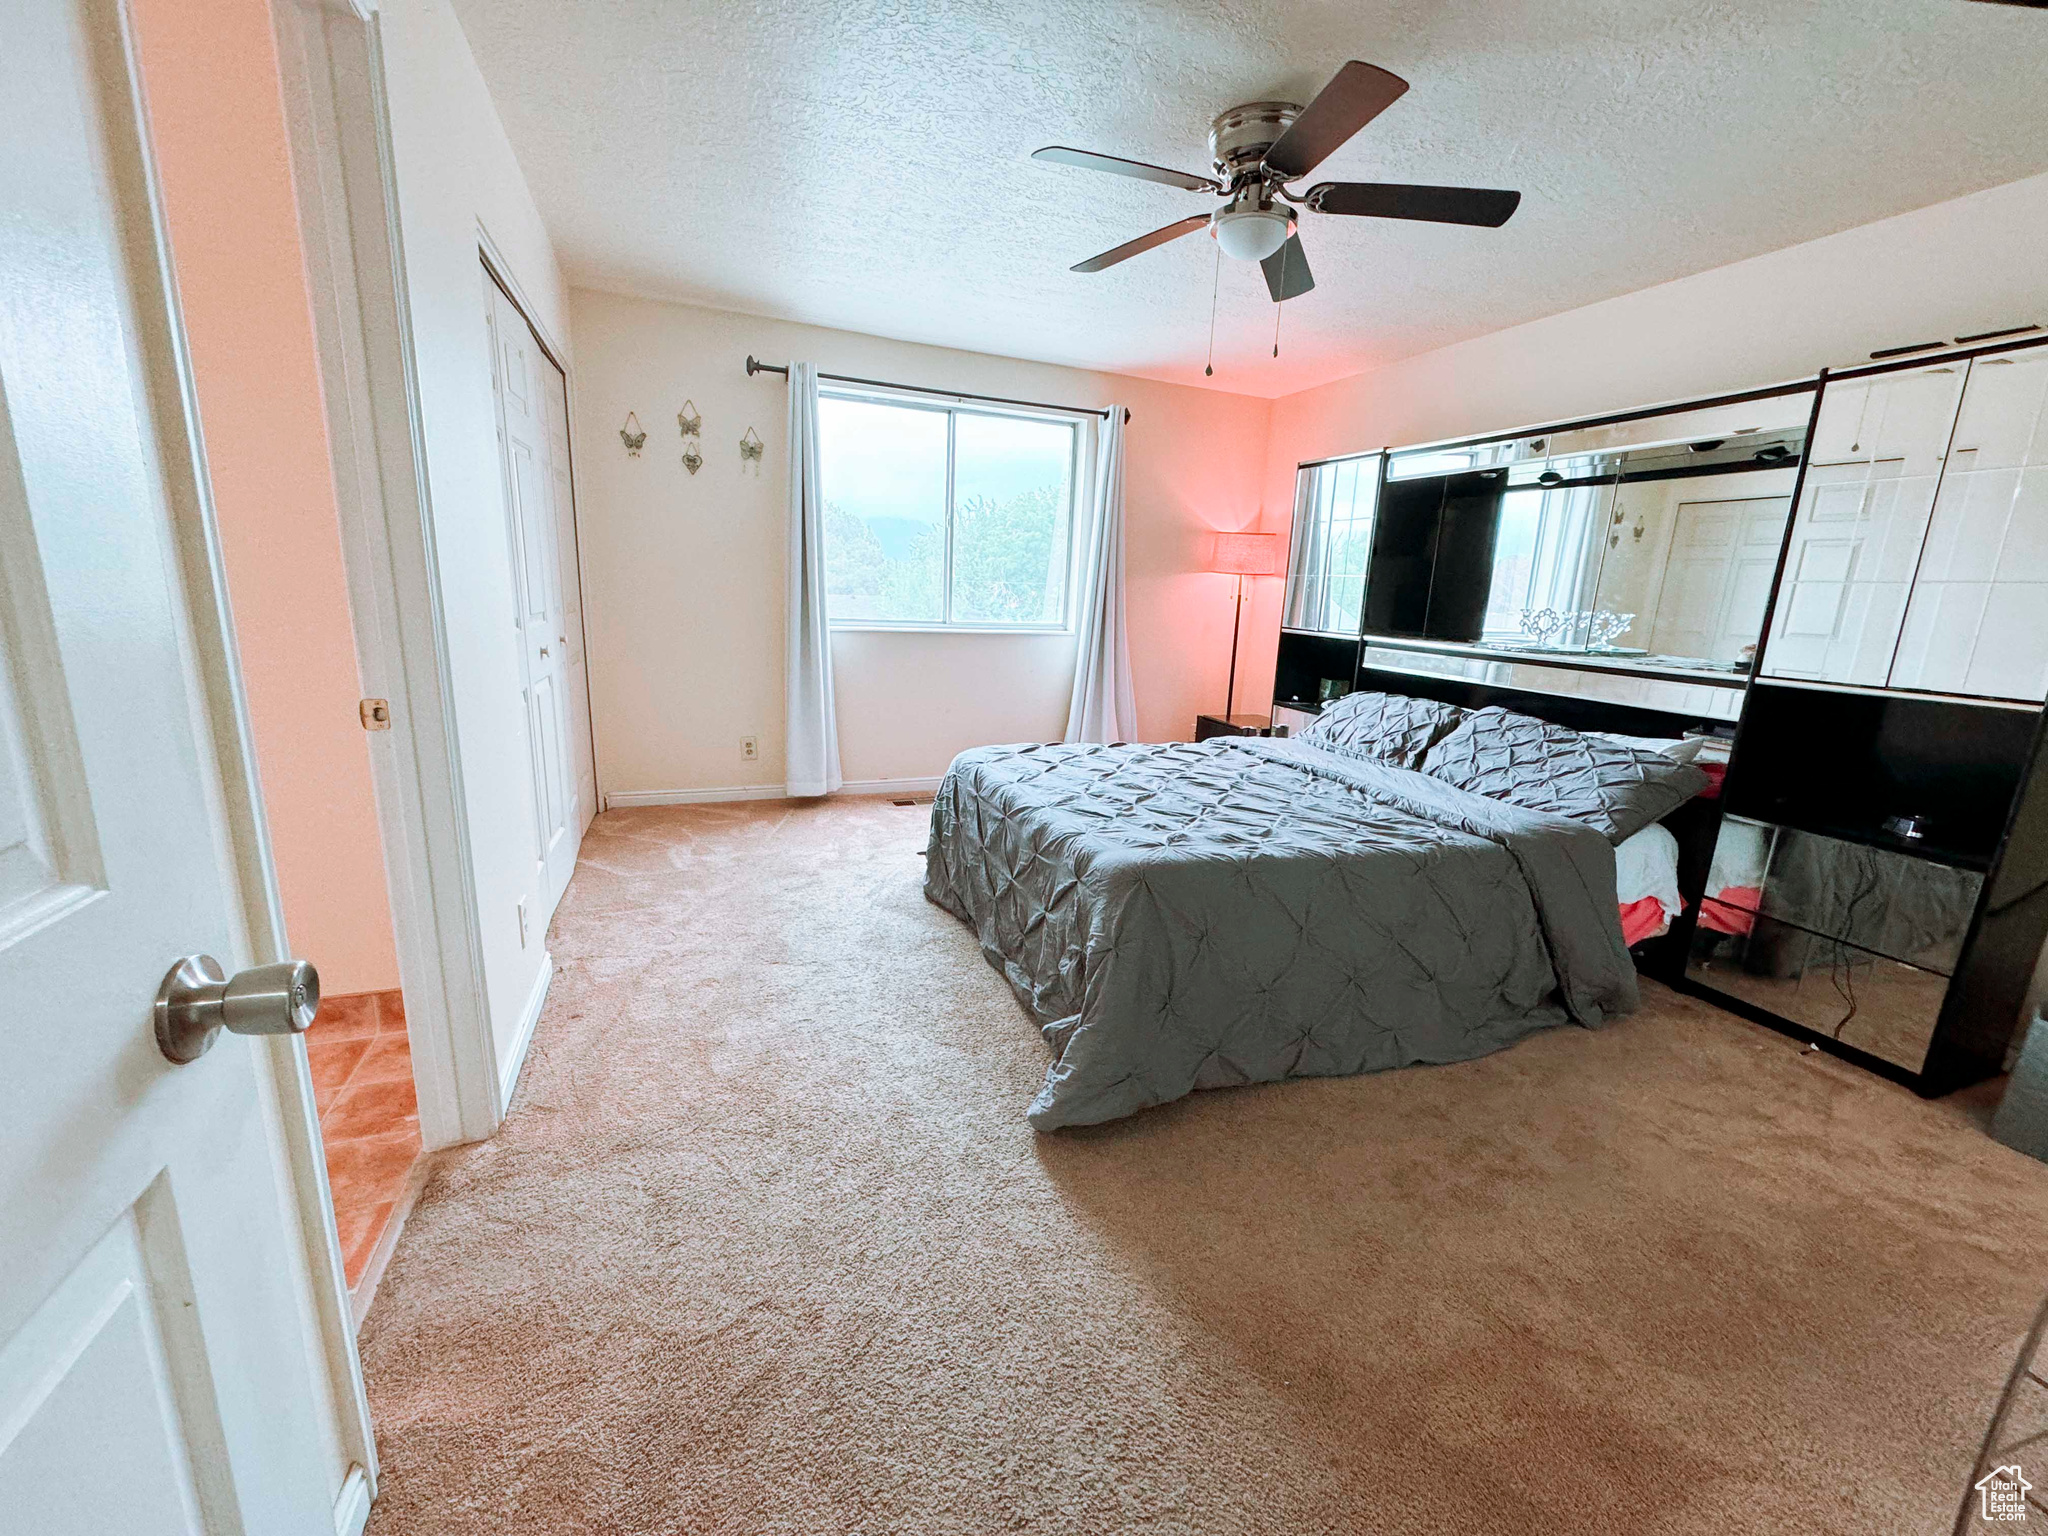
379 0 569 1063
568 291 1275 798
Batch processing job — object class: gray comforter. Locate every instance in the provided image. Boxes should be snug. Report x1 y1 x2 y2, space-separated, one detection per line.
924 737 1638 1130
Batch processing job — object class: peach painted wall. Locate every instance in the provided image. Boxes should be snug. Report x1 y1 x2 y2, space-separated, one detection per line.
129 0 401 996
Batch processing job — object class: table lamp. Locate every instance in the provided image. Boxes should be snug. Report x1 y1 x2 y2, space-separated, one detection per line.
1211 531 1285 718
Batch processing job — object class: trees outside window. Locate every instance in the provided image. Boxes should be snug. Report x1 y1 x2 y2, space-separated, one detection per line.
819 393 1081 630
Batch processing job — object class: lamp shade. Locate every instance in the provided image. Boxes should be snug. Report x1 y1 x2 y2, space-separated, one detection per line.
1211 531 1284 576
1212 207 1291 263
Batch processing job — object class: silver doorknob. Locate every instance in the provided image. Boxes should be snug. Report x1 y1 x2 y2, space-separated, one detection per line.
155 955 320 1064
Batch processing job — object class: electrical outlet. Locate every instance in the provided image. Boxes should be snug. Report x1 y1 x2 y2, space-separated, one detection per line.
516 898 529 948
741 736 759 761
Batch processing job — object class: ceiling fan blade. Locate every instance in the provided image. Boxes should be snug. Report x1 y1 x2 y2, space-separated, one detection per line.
1308 182 1522 227
1070 214 1211 273
1261 233 1314 302
1261 61 1409 182
1031 146 1220 195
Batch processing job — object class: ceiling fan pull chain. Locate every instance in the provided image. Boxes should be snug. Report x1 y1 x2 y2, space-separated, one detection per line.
1204 241 1221 378
1272 242 1288 358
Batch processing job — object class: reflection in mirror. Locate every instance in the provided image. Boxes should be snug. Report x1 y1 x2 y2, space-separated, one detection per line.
1761 363 1966 688
1479 480 1615 644
1374 391 1814 681
1284 453 1382 634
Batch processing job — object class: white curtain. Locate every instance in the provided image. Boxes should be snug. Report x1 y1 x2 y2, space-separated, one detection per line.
785 362 842 796
1064 407 1138 743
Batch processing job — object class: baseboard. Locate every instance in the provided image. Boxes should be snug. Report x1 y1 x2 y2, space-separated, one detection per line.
603 776 941 808
497 951 552 1115
333 1465 372 1536
348 1153 432 1330
839 775 943 796
603 784 787 808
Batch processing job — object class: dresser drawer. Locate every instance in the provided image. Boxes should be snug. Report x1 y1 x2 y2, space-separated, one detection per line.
1687 912 1948 1073
1703 816 1981 975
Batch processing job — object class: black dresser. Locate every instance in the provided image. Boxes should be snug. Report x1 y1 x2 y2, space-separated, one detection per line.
1678 684 2048 1092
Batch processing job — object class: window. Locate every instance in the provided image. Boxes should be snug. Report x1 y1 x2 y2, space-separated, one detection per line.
1479 482 1613 640
820 391 1084 629
1283 453 1381 634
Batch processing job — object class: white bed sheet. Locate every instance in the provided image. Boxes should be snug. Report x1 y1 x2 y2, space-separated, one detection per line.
1615 821 1682 920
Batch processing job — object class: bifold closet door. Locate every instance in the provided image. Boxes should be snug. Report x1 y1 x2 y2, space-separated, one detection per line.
539 353 597 835
1890 347 2048 702
484 270 578 918
1647 495 1789 663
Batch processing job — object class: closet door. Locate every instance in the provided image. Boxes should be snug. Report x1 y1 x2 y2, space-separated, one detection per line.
539 355 597 834
1891 348 2048 701
484 272 576 918
1648 495 1790 663
1761 363 1965 686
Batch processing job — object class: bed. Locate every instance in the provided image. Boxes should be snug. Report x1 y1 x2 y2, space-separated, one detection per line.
925 693 1710 1130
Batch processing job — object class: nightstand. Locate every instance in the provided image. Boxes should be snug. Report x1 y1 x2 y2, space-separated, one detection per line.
1194 713 1275 742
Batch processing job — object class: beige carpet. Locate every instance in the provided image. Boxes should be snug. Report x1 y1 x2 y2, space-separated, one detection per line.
361 797 2048 1535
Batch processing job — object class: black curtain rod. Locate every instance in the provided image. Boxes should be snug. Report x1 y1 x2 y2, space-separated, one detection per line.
746 356 1130 423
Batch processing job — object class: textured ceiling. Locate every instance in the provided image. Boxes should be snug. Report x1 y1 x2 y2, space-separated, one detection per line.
447 0 2048 397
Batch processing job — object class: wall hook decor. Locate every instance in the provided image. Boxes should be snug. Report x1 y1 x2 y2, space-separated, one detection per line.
739 425 764 470
619 412 646 457
678 402 703 474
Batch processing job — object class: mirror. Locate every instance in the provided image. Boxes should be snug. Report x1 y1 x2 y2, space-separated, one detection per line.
1283 453 1381 634
1890 348 2048 702
1769 348 2048 703
1762 362 1967 689
1374 392 1814 681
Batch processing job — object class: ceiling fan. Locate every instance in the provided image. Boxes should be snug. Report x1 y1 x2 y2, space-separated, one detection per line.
1032 61 1521 303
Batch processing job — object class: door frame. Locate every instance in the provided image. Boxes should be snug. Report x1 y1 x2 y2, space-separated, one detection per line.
119 0 379 1504
271 0 506 1149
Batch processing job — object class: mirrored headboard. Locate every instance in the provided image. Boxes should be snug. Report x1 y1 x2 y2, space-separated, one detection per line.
1285 387 1819 696
1371 391 1815 682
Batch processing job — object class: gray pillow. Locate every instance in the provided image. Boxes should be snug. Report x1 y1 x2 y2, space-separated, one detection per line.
1420 706 1710 843
1297 690 1470 770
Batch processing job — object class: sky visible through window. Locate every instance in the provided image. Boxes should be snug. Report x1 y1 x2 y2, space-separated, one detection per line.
820 395 1077 626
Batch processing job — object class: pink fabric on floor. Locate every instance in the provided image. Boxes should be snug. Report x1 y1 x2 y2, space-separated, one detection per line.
1619 896 1672 947
1699 887 1761 937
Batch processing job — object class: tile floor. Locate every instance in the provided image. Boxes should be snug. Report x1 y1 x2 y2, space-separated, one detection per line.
307 989 420 1286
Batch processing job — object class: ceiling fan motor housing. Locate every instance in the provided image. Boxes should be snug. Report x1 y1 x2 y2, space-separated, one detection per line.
1209 101 1301 183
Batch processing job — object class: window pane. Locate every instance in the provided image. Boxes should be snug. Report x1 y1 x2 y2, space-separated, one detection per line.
819 397 947 623
1284 456 1379 633
950 413 1075 625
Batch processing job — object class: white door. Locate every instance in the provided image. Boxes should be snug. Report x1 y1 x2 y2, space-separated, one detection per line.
540 354 598 835
484 272 578 915
1648 496 1790 662
1 0 362 1530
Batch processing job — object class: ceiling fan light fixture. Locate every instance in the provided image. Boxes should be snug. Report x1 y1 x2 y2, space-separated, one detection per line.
1212 206 1293 263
